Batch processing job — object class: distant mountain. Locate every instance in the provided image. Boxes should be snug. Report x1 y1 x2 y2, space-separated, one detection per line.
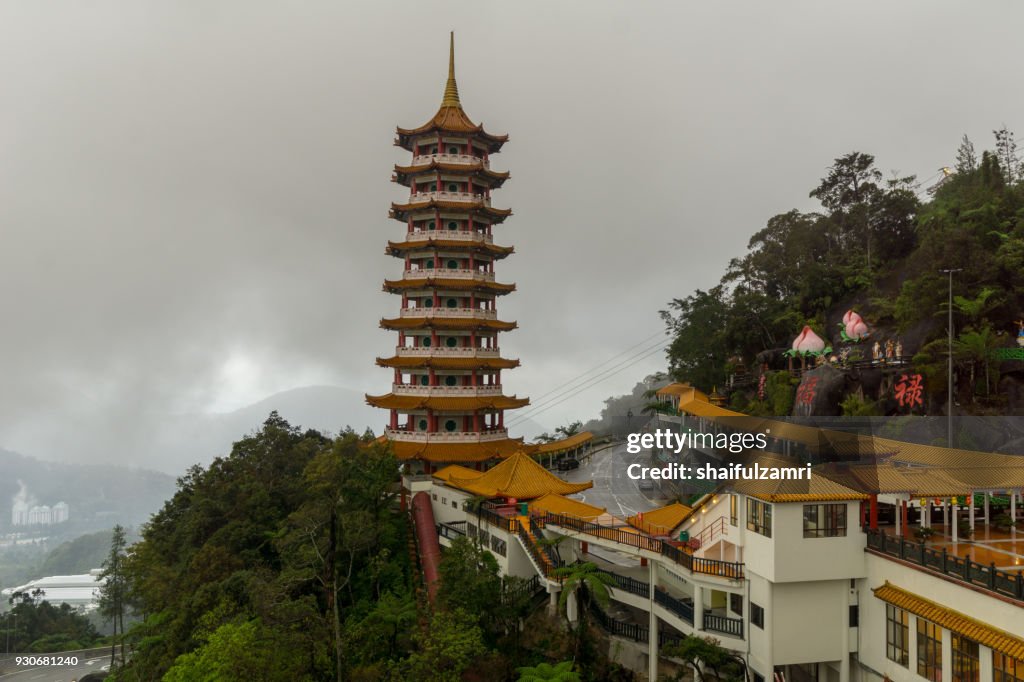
2 384 552 477
0 448 176 535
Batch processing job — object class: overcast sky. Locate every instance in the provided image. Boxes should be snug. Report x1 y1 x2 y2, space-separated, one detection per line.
2 2 1022 470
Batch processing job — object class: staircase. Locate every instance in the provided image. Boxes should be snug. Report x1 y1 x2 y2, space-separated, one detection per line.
690 517 728 550
515 516 561 579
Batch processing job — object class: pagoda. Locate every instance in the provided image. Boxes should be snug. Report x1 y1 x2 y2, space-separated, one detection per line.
367 34 531 472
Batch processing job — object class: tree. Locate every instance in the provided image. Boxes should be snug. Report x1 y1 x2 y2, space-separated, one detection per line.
517 660 582 682
97 524 129 668
953 325 1005 396
662 635 748 682
551 562 616 666
555 421 583 439
955 134 978 174
402 608 487 682
994 125 1021 185
437 537 502 630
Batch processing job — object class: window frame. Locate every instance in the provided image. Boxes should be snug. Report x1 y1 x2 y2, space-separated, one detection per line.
917 617 942 682
886 604 909 666
803 503 848 538
746 498 772 537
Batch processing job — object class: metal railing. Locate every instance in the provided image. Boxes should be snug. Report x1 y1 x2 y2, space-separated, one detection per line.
703 612 744 638
866 528 1024 601
410 153 489 168
404 229 494 245
535 512 744 580
655 589 695 625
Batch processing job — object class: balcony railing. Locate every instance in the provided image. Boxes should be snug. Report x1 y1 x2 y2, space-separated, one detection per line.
655 588 695 625
399 307 497 320
391 384 504 396
703 612 744 639
408 191 491 206
403 268 496 282
410 153 488 168
866 528 1024 602
534 512 745 581
404 229 494 245
395 346 500 358
386 428 509 443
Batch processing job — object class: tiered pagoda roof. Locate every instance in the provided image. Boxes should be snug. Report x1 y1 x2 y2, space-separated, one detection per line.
433 452 592 498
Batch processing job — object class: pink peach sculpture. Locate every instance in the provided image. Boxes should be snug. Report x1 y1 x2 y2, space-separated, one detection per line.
792 326 826 354
841 310 870 341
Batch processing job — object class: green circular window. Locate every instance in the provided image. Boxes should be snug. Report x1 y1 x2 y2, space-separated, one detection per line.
427 220 436 230
445 337 457 348
447 259 458 269
447 221 458 230
448 146 459 154
418 419 428 431
422 337 432 348
448 183 459 192
423 259 434 269
423 299 433 308
445 376 457 386
445 420 457 432
420 374 430 386
446 298 457 308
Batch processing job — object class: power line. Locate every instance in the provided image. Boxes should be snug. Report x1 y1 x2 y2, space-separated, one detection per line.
507 335 668 425
523 328 666 405
508 340 669 427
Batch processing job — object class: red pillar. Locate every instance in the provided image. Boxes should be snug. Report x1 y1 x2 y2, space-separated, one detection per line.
869 494 879 530
581 541 589 554
901 501 909 536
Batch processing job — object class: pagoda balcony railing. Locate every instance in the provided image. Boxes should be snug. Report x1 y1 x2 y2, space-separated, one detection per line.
403 268 496 282
385 427 509 443
409 191 491 207
406 229 493 245
410 153 489 168
395 346 501 358
399 307 498 320
392 384 504 396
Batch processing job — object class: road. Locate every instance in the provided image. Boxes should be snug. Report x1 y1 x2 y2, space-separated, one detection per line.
558 441 667 518
0 654 110 681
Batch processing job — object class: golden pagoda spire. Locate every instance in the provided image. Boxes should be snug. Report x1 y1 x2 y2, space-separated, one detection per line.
441 31 461 108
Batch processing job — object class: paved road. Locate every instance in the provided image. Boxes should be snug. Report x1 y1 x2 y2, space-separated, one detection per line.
0 654 110 681
558 442 668 518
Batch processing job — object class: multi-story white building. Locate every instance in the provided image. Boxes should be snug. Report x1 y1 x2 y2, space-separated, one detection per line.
10 501 70 526
407 391 1024 682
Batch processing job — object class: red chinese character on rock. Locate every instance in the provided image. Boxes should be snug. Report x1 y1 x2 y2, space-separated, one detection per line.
796 377 819 407
894 373 924 409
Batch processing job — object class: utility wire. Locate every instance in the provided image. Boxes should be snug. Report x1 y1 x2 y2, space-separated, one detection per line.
508 340 669 427
507 335 668 425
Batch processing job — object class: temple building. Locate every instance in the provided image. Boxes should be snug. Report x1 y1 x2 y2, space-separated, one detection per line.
367 35 591 472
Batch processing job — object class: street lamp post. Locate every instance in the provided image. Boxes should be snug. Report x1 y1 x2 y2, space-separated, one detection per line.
940 268 962 446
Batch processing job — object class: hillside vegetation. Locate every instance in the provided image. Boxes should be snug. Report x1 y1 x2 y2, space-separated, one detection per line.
662 130 1024 415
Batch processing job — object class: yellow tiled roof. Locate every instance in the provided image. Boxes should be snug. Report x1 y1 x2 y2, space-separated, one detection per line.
383 277 516 295
385 238 514 258
380 317 517 332
432 465 483 483
627 502 693 535
376 356 520 370
444 452 593 499
365 393 529 411
390 438 530 462
730 470 869 503
535 431 593 455
528 493 606 520
873 582 1024 658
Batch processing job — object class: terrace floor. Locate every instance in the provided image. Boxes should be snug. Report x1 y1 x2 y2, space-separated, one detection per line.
922 523 1024 571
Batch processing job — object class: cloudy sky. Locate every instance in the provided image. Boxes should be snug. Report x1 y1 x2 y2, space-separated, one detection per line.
2 2 1022 471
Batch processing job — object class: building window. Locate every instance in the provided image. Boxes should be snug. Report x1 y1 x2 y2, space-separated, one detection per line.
994 653 1024 682
848 605 858 627
886 605 909 666
427 220 436 230
952 634 979 682
447 183 459 192
444 420 457 432
446 337 458 347
479 530 490 546
420 374 430 386
448 145 459 154
446 298 458 308
917 618 942 682
441 497 446 505
421 337 432 347
730 495 737 526
447 259 459 269
432 493 437 500
445 376 457 386
746 499 772 537
729 593 743 616
452 501 457 509
467 523 477 539
447 220 459 230
490 535 506 556
803 503 847 537
750 602 764 629
418 419 428 431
